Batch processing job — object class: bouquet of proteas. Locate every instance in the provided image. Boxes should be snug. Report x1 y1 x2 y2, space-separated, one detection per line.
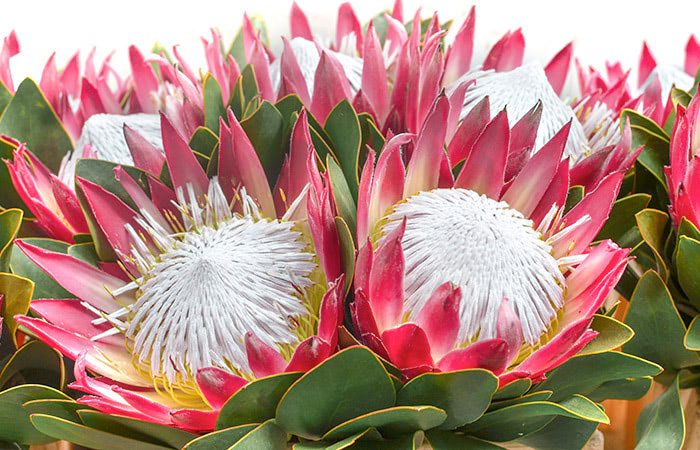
0 2 672 449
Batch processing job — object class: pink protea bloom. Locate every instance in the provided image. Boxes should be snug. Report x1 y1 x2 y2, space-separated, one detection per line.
13 111 344 432
4 142 90 242
351 95 630 386
667 95 700 228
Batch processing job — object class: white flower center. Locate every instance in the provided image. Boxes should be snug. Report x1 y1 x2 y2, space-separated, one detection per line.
382 188 564 345
123 182 316 382
453 62 589 163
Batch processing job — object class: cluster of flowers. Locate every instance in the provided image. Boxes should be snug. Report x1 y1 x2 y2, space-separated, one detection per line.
1 2 700 449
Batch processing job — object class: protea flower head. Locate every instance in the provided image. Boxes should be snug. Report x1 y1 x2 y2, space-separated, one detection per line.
351 95 630 385
13 110 345 431
667 95 700 228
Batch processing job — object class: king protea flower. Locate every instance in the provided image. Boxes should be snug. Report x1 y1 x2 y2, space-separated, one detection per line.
13 110 344 431
351 95 630 385
667 95 700 228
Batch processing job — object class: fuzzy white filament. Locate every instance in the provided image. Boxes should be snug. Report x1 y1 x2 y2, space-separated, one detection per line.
124 180 317 382
383 188 564 346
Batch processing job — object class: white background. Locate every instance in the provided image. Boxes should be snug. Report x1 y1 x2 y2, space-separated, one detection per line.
1 0 698 86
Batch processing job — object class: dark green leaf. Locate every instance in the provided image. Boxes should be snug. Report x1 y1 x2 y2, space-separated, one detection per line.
685 316 700 351
183 424 257 449
292 428 384 450
0 79 12 115
578 314 634 356
675 236 700 308
240 101 285 188
0 385 72 445
462 395 607 442
327 156 357 240
586 377 653 402
492 379 531 400
189 127 219 158
335 217 356 295
0 79 73 172
514 415 600 450
564 185 584 214
29 414 170 450
0 137 26 212
623 270 700 371
0 340 64 390
78 410 197 449
537 351 662 402
10 238 72 299
396 369 498 429
487 391 552 412
203 75 227 134
276 347 396 439
595 193 651 244
22 399 87 423
229 419 287 449
0 208 23 272
322 406 446 441
324 100 361 201
424 430 504 449
216 372 301 430
67 242 100 267
635 375 684 450
635 209 670 280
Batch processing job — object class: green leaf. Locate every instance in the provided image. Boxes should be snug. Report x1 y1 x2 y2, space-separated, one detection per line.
635 209 670 280
396 369 498 429
685 316 700 350
586 377 653 402
75 159 148 210
537 351 662 402
78 410 198 449
492 379 531 400
357 113 385 155
335 217 356 295
487 391 552 412
595 193 651 244
324 100 362 201
322 406 446 441
10 238 72 299
678 217 700 241
183 424 257 449
564 185 584 214
240 101 285 188
293 428 384 450
425 431 504 449
0 272 34 346
0 385 72 445
22 399 87 423
0 79 12 114
623 270 700 371
327 156 357 241
203 75 227 134
228 419 287 449
189 127 219 158
227 16 269 65
635 375 685 450
675 236 700 308
634 133 671 193
0 78 73 172
670 87 692 109
67 242 100 267
0 340 64 390
216 372 301 430
621 109 670 141
0 208 23 272
514 415 600 450
276 347 396 439
462 395 607 442
0 136 26 212
578 314 634 356
29 414 171 450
